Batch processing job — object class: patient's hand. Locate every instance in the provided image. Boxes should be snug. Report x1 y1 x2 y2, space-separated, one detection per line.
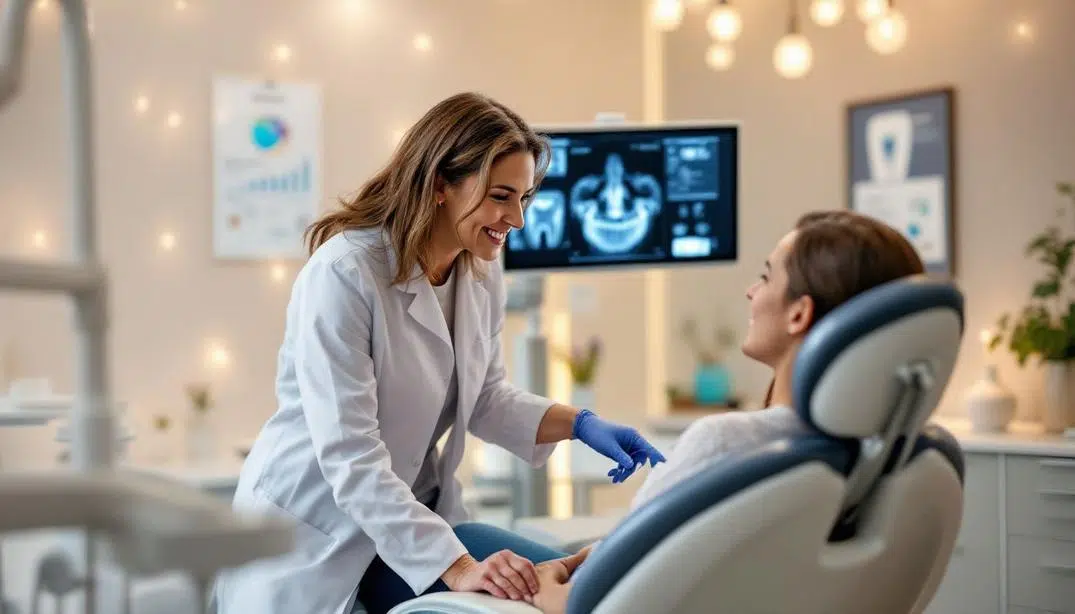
532 560 572 614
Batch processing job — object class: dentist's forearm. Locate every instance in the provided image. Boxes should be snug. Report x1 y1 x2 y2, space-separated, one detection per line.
536 404 581 444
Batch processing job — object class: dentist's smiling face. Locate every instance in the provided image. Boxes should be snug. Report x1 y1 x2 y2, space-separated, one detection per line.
437 151 536 262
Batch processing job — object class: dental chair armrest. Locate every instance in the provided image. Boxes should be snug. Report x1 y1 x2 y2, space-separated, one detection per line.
388 593 541 614
512 513 626 554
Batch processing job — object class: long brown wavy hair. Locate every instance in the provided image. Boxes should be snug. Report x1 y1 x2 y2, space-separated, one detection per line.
304 92 550 284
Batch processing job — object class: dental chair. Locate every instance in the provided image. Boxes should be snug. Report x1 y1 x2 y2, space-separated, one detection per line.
388 275 967 614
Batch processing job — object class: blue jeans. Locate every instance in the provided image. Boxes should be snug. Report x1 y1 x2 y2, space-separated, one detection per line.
356 522 568 614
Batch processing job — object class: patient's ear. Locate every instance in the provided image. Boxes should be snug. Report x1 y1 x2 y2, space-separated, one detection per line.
786 295 814 336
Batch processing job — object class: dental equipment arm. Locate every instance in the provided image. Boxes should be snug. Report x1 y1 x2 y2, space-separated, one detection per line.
0 3 295 613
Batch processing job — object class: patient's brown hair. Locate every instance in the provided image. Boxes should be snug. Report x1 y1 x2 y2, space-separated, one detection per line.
762 211 925 406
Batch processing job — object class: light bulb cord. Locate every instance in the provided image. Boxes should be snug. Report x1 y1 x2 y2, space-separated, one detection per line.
787 0 800 33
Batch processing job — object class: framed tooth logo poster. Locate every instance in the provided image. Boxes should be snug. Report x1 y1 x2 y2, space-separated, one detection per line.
846 87 956 276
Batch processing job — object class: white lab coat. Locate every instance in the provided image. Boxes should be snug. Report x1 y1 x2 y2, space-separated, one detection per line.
213 228 557 614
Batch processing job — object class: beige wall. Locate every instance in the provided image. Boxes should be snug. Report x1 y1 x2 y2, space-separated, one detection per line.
0 0 646 466
660 0 1075 421
3 0 1073 473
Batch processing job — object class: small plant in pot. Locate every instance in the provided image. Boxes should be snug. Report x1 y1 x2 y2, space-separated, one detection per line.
680 318 736 406
554 337 602 409
989 181 1075 433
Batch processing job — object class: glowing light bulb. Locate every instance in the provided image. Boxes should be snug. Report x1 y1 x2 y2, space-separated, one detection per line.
158 232 177 251
341 0 364 16
866 8 908 54
773 33 813 79
809 0 844 27
413 34 432 52
979 328 994 347
174 0 188 10
134 95 151 115
270 264 288 283
706 4 742 42
273 44 293 63
166 112 183 128
36 0 49 11
651 0 684 32
30 230 48 250
1013 20 1034 41
705 43 734 70
206 342 231 369
856 0 886 22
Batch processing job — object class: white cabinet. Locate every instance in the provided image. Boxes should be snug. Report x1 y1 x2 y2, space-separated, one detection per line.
924 453 1002 614
924 443 1075 614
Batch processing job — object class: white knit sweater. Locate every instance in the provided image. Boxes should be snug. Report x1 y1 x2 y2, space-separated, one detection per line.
628 405 807 510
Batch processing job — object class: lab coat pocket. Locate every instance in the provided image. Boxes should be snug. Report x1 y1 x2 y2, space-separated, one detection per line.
252 488 339 559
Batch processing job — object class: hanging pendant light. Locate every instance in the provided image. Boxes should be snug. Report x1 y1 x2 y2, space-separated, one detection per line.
774 0 813 79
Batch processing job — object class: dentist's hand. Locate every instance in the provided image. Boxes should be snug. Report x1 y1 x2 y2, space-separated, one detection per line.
572 410 666 483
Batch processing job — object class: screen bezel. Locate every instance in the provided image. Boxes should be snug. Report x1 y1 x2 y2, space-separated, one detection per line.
502 120 740 274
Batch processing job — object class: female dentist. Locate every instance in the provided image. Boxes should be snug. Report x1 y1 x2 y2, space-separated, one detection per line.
213 92 665 614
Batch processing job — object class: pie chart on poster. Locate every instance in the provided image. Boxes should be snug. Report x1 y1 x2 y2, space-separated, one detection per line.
252 117 289 151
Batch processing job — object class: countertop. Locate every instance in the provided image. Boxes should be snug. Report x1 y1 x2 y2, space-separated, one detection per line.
930 416 1075 458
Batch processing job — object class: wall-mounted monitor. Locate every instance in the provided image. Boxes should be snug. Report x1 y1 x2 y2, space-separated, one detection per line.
503 122 738 272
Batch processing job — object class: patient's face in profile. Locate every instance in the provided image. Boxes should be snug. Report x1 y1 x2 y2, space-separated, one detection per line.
742 230 811 367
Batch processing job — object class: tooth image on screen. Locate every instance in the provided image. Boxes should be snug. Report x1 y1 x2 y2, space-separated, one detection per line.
521 190 566 249
569 153 662 254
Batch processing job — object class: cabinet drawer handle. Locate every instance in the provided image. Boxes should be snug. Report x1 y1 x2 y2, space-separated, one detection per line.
1038 488 1075 497
1040 560 1075 574
1039 459 1075 470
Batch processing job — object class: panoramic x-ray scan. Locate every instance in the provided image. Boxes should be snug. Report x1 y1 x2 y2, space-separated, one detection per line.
504 124 738 271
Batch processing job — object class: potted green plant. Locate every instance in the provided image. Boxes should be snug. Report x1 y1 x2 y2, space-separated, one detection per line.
989 181 1075 432
554 337 602 409
680 318 736 405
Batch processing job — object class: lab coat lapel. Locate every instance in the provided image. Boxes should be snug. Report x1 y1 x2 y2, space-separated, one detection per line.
385 234 452 352
400 275 453 351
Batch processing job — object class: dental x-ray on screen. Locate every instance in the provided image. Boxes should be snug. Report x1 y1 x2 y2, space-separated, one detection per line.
504 123 738 271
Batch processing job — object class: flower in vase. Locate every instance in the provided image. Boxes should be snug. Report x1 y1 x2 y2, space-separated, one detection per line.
153 414 172 432
556 337 602 386
186 383 213 415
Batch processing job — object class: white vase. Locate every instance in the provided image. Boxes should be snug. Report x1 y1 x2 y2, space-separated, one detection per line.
571 386 596 411
1043 361 1075 434
964 364 1016 433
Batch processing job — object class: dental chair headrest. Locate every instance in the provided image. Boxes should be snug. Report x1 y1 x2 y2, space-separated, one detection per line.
793 275 964 440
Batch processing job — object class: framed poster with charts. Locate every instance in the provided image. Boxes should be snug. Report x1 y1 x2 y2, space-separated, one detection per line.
846 87 956 276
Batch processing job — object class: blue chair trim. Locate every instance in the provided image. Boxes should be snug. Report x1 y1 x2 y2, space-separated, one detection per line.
886 424 965 484
565 426 963 614
792 278 965 431
566 435 855 614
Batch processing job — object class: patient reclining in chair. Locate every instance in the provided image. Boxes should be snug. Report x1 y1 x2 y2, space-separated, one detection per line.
361 210 926 614
524 210 927 613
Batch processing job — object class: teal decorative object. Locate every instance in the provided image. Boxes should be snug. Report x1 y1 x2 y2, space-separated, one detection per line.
694 363 732 405
680 317 736 405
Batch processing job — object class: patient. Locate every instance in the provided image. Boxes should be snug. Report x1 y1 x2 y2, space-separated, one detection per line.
528 209 926 613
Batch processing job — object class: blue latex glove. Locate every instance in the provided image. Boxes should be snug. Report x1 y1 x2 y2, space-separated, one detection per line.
572 409 667 483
